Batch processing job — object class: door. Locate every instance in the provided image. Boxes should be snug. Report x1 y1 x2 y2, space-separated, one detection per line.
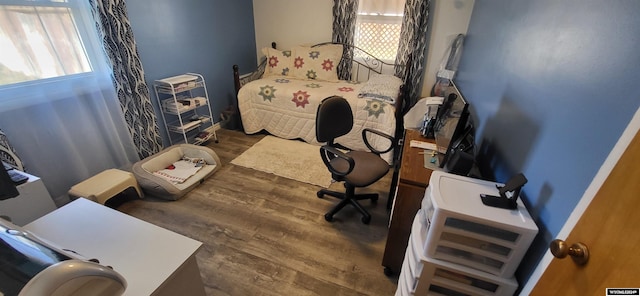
531 129 640 294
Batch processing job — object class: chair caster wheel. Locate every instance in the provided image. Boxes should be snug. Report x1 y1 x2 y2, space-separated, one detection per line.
383 267 394 276
361 216 371 224
324 213 333 222
317 192 324 198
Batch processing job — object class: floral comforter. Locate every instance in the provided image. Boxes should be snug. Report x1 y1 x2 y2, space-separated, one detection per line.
237 75 399 163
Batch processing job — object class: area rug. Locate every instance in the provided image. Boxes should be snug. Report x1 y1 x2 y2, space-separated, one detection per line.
230 136 332 187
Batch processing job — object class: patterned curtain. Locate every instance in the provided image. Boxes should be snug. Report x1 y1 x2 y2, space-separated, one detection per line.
89 0 162 159
332 0 359 80
395 0 431 113
0 128 24 171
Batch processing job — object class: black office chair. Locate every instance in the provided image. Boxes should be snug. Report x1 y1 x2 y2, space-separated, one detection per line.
315 96 394 224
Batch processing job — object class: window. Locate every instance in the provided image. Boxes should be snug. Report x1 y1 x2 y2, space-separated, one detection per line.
0 0 97 86
354 0 405 62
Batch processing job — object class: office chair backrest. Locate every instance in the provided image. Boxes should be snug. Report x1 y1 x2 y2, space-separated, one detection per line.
316 96 353 143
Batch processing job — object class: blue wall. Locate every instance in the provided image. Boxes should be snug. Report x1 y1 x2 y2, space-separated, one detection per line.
455 0 640 284
125 0 256 145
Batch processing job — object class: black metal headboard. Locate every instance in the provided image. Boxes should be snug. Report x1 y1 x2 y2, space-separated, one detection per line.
311 42 407 83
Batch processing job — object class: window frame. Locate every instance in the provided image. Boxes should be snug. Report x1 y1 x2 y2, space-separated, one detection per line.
0 0 109 90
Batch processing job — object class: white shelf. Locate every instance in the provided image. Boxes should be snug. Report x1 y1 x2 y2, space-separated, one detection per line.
156 80 205 94
162 96 208 115
153 73 218 145
167 121 200 133
395 171 538 296
157 73 198 85
193 131 214 145
422 171 538 278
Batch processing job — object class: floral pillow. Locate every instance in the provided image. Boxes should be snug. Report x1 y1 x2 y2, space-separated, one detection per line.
261 47 293 77
290 44 343 82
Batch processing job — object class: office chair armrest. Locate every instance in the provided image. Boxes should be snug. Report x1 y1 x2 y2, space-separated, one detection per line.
320 145 355 177
362 128 395 155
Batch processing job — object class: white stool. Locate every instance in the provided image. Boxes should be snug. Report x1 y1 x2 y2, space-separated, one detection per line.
69 169 144 204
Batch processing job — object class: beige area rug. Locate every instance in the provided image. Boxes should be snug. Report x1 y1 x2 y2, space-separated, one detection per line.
231 136 332 187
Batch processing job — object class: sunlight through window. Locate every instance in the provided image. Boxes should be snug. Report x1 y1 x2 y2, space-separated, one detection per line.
0 1 92 86
354 0 405 62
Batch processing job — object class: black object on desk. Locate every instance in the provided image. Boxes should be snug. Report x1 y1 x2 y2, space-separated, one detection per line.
4 162 28 185
480 173 528 210
0 164 19 200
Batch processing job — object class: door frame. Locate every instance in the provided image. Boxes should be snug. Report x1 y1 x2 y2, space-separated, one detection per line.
520 106 640 294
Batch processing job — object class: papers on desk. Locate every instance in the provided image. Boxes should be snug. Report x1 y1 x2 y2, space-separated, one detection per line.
408 139 440 169
409 140 437 151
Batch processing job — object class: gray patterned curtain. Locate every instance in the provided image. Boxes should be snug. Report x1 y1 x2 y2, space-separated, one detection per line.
0 128 23 171
89 0 162 159
332 0 359 80
395 0 431 113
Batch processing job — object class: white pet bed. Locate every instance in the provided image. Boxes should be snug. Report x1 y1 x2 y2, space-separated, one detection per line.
132 144 221 200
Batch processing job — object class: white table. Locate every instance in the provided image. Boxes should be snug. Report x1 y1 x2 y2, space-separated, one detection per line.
0 170 57 226
24 198 206 296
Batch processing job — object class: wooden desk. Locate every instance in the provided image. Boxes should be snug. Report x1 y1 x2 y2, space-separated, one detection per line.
24 198 206 296
382 129 436 275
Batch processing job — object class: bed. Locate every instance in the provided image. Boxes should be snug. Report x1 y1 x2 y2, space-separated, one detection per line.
232 42 410 163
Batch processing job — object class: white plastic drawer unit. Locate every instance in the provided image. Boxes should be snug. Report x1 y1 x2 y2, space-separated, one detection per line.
395 211 518 296
398 214 427 295
423 171 539 278
414 256 518 296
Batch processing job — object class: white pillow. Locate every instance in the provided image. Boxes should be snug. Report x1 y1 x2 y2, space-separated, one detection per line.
357 74 403 104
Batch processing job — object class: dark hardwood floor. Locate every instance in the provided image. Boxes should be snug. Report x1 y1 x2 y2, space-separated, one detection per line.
117 128 400 296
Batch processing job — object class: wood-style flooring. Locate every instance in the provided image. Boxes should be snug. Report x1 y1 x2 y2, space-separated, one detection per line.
117 128 400 296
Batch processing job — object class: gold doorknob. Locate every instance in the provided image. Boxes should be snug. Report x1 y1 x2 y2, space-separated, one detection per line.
550 239 589 265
